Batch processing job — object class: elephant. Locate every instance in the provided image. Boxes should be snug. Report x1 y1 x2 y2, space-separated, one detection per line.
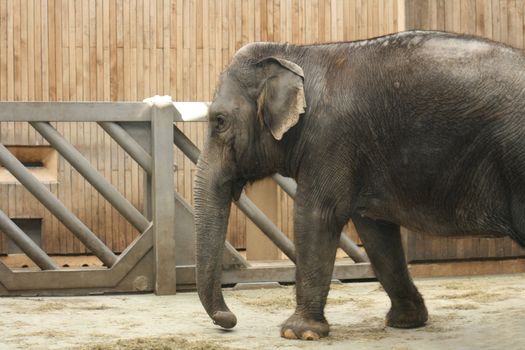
193 30 525 340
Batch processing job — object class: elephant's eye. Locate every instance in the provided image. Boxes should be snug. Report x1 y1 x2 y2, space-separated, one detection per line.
215 115 228 132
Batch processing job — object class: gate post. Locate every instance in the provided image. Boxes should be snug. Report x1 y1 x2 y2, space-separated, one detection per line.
151 105 176 295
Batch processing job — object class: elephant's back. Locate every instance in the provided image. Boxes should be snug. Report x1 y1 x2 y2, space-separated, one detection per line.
350 32 525 126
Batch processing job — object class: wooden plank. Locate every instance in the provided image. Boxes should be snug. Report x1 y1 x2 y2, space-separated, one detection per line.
176 0 183 99
6 0 13 100
81 0 89 101
88 0 96 100
370 0 379 37
122 0 130 101
0 0 7 101
117 137 126 251
91 122 99 246
136 0 144 100
202 0 209 101
27 0 35 101
13 0 21 101
0 185 7 253
110 133 118 251
150 0 158 97
491 0 501 41
357 0 368 39
81 122 91 246
69 122 81 253
285 0 292 43
253 0 260 42
68 0 76 100
102 118 111 253
124 138 133 244
21 0 28 101
163 0 171 95
102 0 110 101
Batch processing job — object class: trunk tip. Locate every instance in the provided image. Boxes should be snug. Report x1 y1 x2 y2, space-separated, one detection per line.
212 310 237 329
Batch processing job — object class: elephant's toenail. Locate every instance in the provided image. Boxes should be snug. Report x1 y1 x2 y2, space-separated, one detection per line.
301 330 320 340
282 329 298 339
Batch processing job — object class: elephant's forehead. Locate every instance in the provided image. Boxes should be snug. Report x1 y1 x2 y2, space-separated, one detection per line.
211 78 248 114
209 95 245 116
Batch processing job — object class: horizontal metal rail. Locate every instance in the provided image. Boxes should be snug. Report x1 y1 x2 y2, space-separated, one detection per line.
173 123 297 262
98 122 153 174
0 210 58 270
272 173 369 263
0 102 151 122
0 143 117 267
31 122 151 233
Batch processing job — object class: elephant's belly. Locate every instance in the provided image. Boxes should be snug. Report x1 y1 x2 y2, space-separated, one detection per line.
356 196 507 238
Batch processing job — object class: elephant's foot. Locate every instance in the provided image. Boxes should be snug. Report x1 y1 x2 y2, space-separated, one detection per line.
280 312 329 340
386 298 428 329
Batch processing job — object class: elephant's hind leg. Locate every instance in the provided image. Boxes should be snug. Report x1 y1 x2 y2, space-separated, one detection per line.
352 215 428 328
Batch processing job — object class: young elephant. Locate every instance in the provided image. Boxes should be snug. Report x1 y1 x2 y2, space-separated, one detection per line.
194 30 525 340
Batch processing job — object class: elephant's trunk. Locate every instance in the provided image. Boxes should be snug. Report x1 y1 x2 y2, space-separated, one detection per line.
194 158 237 329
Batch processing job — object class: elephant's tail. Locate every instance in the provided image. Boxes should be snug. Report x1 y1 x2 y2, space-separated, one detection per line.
510 230 525 247
510 196 525 247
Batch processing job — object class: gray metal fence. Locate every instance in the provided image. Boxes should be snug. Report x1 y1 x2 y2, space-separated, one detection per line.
0 102 175 296
0 102 372 296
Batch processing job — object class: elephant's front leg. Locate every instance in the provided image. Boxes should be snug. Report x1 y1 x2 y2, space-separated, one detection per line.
281 204 342 340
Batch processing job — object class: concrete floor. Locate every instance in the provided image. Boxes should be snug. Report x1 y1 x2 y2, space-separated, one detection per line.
0 273 524 350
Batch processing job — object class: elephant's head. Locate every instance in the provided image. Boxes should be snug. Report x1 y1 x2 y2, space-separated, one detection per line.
194 43 306 328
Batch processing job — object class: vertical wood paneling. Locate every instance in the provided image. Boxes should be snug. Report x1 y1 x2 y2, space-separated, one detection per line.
0 0 402 253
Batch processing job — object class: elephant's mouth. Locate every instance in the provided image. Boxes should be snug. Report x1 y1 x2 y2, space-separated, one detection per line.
231 179 247 201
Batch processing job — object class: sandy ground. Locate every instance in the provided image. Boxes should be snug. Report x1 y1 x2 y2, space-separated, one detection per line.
0 273 523 350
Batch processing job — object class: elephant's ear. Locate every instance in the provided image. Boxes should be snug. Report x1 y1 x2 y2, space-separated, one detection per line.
256 57 306 140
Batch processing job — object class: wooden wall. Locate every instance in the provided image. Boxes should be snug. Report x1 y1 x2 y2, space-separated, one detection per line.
404 0 525 261
0 0 404 254
406 0 525 50
3 0 522 262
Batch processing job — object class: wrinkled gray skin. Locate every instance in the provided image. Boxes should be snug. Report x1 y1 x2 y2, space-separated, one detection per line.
194 30 525 340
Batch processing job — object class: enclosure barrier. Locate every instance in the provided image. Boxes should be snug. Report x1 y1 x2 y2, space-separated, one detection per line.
0 102 175 296
0 101 372 296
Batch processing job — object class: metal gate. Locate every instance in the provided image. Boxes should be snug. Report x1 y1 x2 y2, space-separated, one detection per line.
0 101 372 296
0 102 176 296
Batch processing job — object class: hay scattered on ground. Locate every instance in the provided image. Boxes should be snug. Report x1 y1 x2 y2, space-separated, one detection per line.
228 285 375 312
420 314 460 333
228 288 295 311
327 295 375 308
440 282 480 291
78 304 114 311
329 316 388 341
80 336 235 350
26 330 71 338
34 302 67 312
1 298 117 314
436 291 507 303
439 303 479 310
